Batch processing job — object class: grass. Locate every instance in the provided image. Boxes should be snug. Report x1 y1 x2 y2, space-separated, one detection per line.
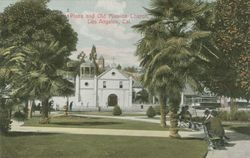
230 125 250 136
0 132 208 158
67 111 113 116
68 111 146 116
224 123 250 136
23 116 169 131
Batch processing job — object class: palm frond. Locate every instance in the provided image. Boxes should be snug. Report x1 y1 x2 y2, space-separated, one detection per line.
144 7 164 17
132 18 161 33
190 31 210 41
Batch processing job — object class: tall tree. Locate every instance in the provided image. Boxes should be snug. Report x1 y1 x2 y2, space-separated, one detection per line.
0 0 77 52
0 66 12 133
68 51 86 80
213 0 249 99
89 45 99 75
0 42 74 122
0 0 78 122
195 0 249 100
133 0 209 137
237 55 250 98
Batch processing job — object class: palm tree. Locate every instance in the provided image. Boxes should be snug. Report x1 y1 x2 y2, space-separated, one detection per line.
1 41 74 123
135 89 149 104
133 0 210 137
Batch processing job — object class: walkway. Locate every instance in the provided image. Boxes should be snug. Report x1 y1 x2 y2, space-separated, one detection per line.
72 114 162 124
206 131 250 158
10 119 204 138
10 113 250 158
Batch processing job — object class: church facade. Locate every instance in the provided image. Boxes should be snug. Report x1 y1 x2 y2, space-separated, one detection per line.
73 59 133 110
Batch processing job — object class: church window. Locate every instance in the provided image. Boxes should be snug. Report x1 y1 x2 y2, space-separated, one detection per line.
85 67 90 74
112 72 116 76
103 81 106 88
119 81 123 88
85 82 89 86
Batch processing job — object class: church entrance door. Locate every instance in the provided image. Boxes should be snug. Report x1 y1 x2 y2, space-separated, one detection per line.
108 94 118 106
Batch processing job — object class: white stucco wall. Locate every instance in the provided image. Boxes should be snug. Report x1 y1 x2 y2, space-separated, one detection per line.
73 68 133 110
99 68 128 80
80 79 95 89
97 68 132 108
98 89 130 108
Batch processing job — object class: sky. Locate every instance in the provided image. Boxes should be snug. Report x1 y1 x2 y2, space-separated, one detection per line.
0 0 151 67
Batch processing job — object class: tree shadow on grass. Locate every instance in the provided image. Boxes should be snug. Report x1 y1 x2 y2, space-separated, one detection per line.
54 115 103 120
5 132 59 137
51 121 123 126
182 135 236 151
230 126 250 136
181 137 204 141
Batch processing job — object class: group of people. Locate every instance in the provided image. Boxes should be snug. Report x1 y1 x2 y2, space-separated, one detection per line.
178 106 229 147
178 106 193 128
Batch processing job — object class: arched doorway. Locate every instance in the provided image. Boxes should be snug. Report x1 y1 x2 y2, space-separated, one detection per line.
108 94 118 106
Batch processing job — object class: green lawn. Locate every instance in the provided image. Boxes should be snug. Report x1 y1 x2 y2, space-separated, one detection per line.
0 132 207 158
224 123 250 136
66 111 113 116
23 116 169 131
68 111 146 117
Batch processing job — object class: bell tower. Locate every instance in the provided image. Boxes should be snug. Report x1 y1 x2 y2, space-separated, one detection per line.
97 55 105 72
80 61 96 78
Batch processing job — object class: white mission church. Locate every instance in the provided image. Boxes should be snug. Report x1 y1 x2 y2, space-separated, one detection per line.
52 56 136 111
75 61 133 109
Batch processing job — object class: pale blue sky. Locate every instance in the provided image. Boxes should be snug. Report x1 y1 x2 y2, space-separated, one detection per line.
0 0 215 66
0 0 152 66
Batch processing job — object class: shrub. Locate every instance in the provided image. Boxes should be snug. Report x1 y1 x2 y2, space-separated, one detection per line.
218 110 250 122
113 105 122 116
153 105 169 115
13 111 26 121
218 111 230 121
146 106 156 118
236 102 249 108
230 104 238 120
233 111 249 121
0 108 12 134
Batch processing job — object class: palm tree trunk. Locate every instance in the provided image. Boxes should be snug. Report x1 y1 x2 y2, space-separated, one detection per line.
169 92 181 138
27 100 33 119
159 94 167 128
41 98 50 124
